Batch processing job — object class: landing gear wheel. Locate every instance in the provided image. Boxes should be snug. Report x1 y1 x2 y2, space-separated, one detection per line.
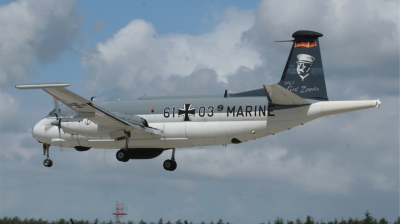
116 149 129 162
43 159 53 167
170 160 177 171
163 159 177 171
42 144 53 167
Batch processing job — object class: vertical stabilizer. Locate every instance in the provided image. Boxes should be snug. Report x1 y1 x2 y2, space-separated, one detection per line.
278 30 328 101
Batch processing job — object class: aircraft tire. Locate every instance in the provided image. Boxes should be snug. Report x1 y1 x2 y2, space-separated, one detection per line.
43 159 53 167
163 159 177 171
116 149 129 162
170 160 177 171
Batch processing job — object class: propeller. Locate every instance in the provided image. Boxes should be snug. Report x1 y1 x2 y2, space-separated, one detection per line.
53 97 59 120
53 97 63 152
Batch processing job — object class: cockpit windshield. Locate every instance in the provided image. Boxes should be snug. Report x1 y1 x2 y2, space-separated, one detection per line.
46 108 61 117
46 104 76 118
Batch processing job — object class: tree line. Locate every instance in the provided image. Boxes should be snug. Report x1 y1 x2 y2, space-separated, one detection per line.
1 211 399 224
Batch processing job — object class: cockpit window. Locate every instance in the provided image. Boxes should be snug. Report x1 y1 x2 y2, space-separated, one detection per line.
46 103 76 118
47 108 61 117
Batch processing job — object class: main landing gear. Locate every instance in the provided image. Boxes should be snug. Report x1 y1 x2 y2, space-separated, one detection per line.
115 131 130 162
163 148 177 171
42 143 53 167
116 149 129 162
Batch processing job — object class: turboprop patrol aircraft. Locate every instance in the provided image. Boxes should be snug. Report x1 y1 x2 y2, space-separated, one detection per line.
16 30 381 171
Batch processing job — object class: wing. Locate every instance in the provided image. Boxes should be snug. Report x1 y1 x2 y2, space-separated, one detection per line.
15 83 164 137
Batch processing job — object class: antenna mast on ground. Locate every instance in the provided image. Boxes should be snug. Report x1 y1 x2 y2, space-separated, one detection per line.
112 201 127 224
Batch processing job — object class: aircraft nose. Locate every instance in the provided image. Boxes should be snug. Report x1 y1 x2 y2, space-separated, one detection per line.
32 119 50 143
32 121 40 141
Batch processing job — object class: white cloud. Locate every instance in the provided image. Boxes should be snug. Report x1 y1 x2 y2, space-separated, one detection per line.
370 173 397 192
160 7 260 82
245 0 399 77
82 7 261 93
0 131 37 161
82 19 163 92
177 146 353 195
0 0 79 88
0 92 21 130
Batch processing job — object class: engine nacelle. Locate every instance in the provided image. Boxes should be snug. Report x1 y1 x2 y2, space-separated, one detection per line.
54 118 119 137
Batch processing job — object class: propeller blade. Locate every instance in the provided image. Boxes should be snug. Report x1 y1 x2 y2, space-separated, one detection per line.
57 119 61 137
53 97 59 120
57 118 63 152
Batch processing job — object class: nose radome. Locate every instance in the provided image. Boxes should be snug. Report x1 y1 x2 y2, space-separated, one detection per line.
32 119 51 143
32 121 41 141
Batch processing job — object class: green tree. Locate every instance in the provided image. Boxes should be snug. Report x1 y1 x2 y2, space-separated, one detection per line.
166 221 172 224
395 217 400 224
378 218 387 224
331 219 338 224
305 216 315 224
158 218 164 224
339 219 346 224
275 218 284 224
176 219 183 224
140 220 148 224
363 211 375 224
216 219 224 224
296 218 303 224
128 221 134 224
348 218 355 224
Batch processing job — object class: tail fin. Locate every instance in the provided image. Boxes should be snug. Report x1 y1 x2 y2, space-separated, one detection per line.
278 30 328 101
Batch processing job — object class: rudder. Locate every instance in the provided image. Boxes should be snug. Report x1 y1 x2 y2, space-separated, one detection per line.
278 30 328 101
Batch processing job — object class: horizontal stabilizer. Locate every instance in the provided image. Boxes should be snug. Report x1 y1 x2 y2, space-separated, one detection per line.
263 84 310 105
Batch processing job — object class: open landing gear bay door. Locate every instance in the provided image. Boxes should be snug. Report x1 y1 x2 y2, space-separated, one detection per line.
15 83 164 137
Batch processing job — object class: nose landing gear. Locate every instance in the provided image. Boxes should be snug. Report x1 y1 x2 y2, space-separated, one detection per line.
42 143 53 167
163 148 177 171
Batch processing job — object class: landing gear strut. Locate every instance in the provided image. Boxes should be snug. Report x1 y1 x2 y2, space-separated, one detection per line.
42 143 53 167
163 148 177 171
116 131 130 162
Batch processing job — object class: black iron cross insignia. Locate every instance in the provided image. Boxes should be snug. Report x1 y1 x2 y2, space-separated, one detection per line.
178 104 195 121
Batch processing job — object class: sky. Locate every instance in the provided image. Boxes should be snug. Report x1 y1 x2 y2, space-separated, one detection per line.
0 0 399 223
